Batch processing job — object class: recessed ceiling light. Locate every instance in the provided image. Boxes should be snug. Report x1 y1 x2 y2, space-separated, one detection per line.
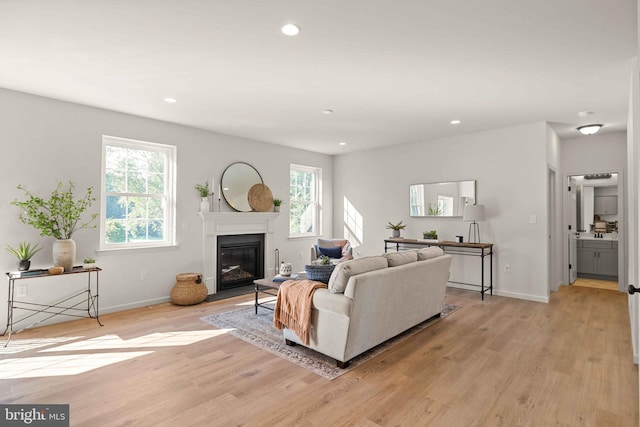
577 124 603 135
450 120 461 125
163 97 177 103
338 142 347 146
578 111 594 117
281 24 300 36
323 109 334 115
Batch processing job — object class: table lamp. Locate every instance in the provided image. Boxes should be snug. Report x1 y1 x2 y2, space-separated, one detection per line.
463 204 485 243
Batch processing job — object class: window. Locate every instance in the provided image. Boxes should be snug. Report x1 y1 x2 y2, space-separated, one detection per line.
289 164 321 237
100 136 176 249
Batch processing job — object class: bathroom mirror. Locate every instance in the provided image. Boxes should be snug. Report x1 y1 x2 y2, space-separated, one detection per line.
221 162 263 212
409 180 476 217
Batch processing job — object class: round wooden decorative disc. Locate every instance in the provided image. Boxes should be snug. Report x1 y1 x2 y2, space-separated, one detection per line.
248 183 274 212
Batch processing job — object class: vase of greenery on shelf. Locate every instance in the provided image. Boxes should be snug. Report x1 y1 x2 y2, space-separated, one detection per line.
5 241 42 271
273 198 282 212
423 230 438 240
195 182 210 212
83 257 97 270
11 181 98 272
386 221 407 238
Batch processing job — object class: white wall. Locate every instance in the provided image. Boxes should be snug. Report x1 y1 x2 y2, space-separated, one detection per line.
546 123 563 292
0 88 333 325
333 122 551 302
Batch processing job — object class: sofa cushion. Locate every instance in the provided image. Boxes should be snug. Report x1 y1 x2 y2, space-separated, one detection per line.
317 245 343 259
328 256 388 294
417 246 444 261
384 250 418 267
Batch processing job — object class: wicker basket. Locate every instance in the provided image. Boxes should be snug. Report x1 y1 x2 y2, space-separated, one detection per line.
304 263 336 284
171 273 208 306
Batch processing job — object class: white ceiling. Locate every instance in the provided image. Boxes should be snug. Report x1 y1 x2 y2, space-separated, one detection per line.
0 1 637 155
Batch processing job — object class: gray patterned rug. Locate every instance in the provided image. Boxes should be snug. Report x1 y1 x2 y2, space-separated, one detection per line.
201 303 460 380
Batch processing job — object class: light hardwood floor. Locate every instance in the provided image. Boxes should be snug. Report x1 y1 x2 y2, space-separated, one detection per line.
0 285 636 426
573 277 620 291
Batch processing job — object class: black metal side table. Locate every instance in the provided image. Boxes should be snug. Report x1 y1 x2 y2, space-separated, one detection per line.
2 266 103 346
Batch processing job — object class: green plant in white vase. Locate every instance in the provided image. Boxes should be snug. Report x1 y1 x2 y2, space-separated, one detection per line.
386 221 407 238
11 181 98 272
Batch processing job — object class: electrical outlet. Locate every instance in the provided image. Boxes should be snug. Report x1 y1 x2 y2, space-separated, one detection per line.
140 270 148 281
504 264 510 272
16 285 27 297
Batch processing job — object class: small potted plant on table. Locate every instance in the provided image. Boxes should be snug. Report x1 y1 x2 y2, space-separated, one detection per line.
6 241 42 271
83 257 97 270
386 221 407 238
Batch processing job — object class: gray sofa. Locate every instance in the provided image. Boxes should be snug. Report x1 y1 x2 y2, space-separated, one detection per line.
283 247 452 367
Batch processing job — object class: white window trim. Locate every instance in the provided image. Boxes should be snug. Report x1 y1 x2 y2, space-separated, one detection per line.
100 135 177 250
289 164 322 238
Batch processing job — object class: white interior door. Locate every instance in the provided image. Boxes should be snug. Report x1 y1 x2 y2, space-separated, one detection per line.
568 178 578 284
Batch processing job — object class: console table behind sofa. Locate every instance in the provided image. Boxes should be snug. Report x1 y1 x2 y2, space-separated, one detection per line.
384 238 493 300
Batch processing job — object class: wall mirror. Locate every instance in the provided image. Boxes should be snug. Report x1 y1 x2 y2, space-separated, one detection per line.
221 162 263 212
410 180 476 217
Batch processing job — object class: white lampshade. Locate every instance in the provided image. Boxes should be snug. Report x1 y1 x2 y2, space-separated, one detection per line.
463 204 486 222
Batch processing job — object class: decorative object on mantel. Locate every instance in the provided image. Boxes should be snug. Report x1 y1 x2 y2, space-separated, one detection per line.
194 181 211 212
221 162 263 212
5 241 42 271
248 183 274 212
171 273 208 306
273 198 282 212
463 204 486 243
386 220 407 238
11 181 98 272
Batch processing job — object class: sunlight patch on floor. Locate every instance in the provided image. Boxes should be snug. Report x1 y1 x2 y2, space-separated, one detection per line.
0 337 83 355
40 330 231 352
0 352 153 379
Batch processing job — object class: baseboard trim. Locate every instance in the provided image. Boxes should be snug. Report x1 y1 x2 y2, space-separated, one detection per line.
494 289 549 304
101 297 171 314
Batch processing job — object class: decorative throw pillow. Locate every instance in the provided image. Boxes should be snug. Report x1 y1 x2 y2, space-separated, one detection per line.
328 256 388 293
318 246 343 259
417 246 444 261
384 250 418 267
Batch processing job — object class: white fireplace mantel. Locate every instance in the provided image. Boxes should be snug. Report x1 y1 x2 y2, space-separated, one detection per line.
198 212 280 293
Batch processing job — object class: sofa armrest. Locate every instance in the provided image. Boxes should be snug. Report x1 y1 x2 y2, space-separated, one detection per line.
312 288 352 317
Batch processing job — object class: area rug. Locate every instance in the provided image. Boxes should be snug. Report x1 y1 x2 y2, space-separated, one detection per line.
200 302 460 380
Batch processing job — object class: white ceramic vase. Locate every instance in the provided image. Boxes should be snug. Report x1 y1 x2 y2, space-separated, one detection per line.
53 239 76 272
200 197 210 212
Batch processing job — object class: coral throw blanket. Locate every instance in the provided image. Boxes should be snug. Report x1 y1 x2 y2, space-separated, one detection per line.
273 279 327 345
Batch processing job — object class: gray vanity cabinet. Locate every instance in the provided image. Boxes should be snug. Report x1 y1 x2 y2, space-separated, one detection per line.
576 240 618 277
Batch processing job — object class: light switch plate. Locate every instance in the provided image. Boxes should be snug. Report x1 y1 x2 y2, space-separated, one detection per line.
529 215 537 224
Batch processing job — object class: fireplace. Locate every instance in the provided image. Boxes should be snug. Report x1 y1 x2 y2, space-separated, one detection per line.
217 234 265 291
198 212 278 294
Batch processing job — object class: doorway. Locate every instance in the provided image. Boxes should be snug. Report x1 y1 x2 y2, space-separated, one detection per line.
563 171 625 291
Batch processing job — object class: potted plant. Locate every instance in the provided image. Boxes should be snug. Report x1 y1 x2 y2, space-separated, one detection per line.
195 182 210 212
386 221 407 238
5 241 42 271
273 198 282 212
83 257 97 270
11 181 98 272
423 230 438 240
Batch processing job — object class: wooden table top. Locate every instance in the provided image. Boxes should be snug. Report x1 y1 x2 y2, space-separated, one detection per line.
384 238 493 249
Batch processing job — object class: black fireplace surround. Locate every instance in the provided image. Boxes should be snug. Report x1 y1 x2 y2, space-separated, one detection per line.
216 234 265 291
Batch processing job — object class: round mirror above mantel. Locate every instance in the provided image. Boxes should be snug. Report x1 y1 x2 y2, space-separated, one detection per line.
220 162 264 212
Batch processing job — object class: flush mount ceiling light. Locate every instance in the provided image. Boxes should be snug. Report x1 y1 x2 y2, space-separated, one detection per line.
450 120 461 125
323 109 334 115
281 24 300 36
577 124 603 135
338 142 347 146
163 97 177 103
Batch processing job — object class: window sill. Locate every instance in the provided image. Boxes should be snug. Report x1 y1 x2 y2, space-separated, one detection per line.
97 244 179 253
